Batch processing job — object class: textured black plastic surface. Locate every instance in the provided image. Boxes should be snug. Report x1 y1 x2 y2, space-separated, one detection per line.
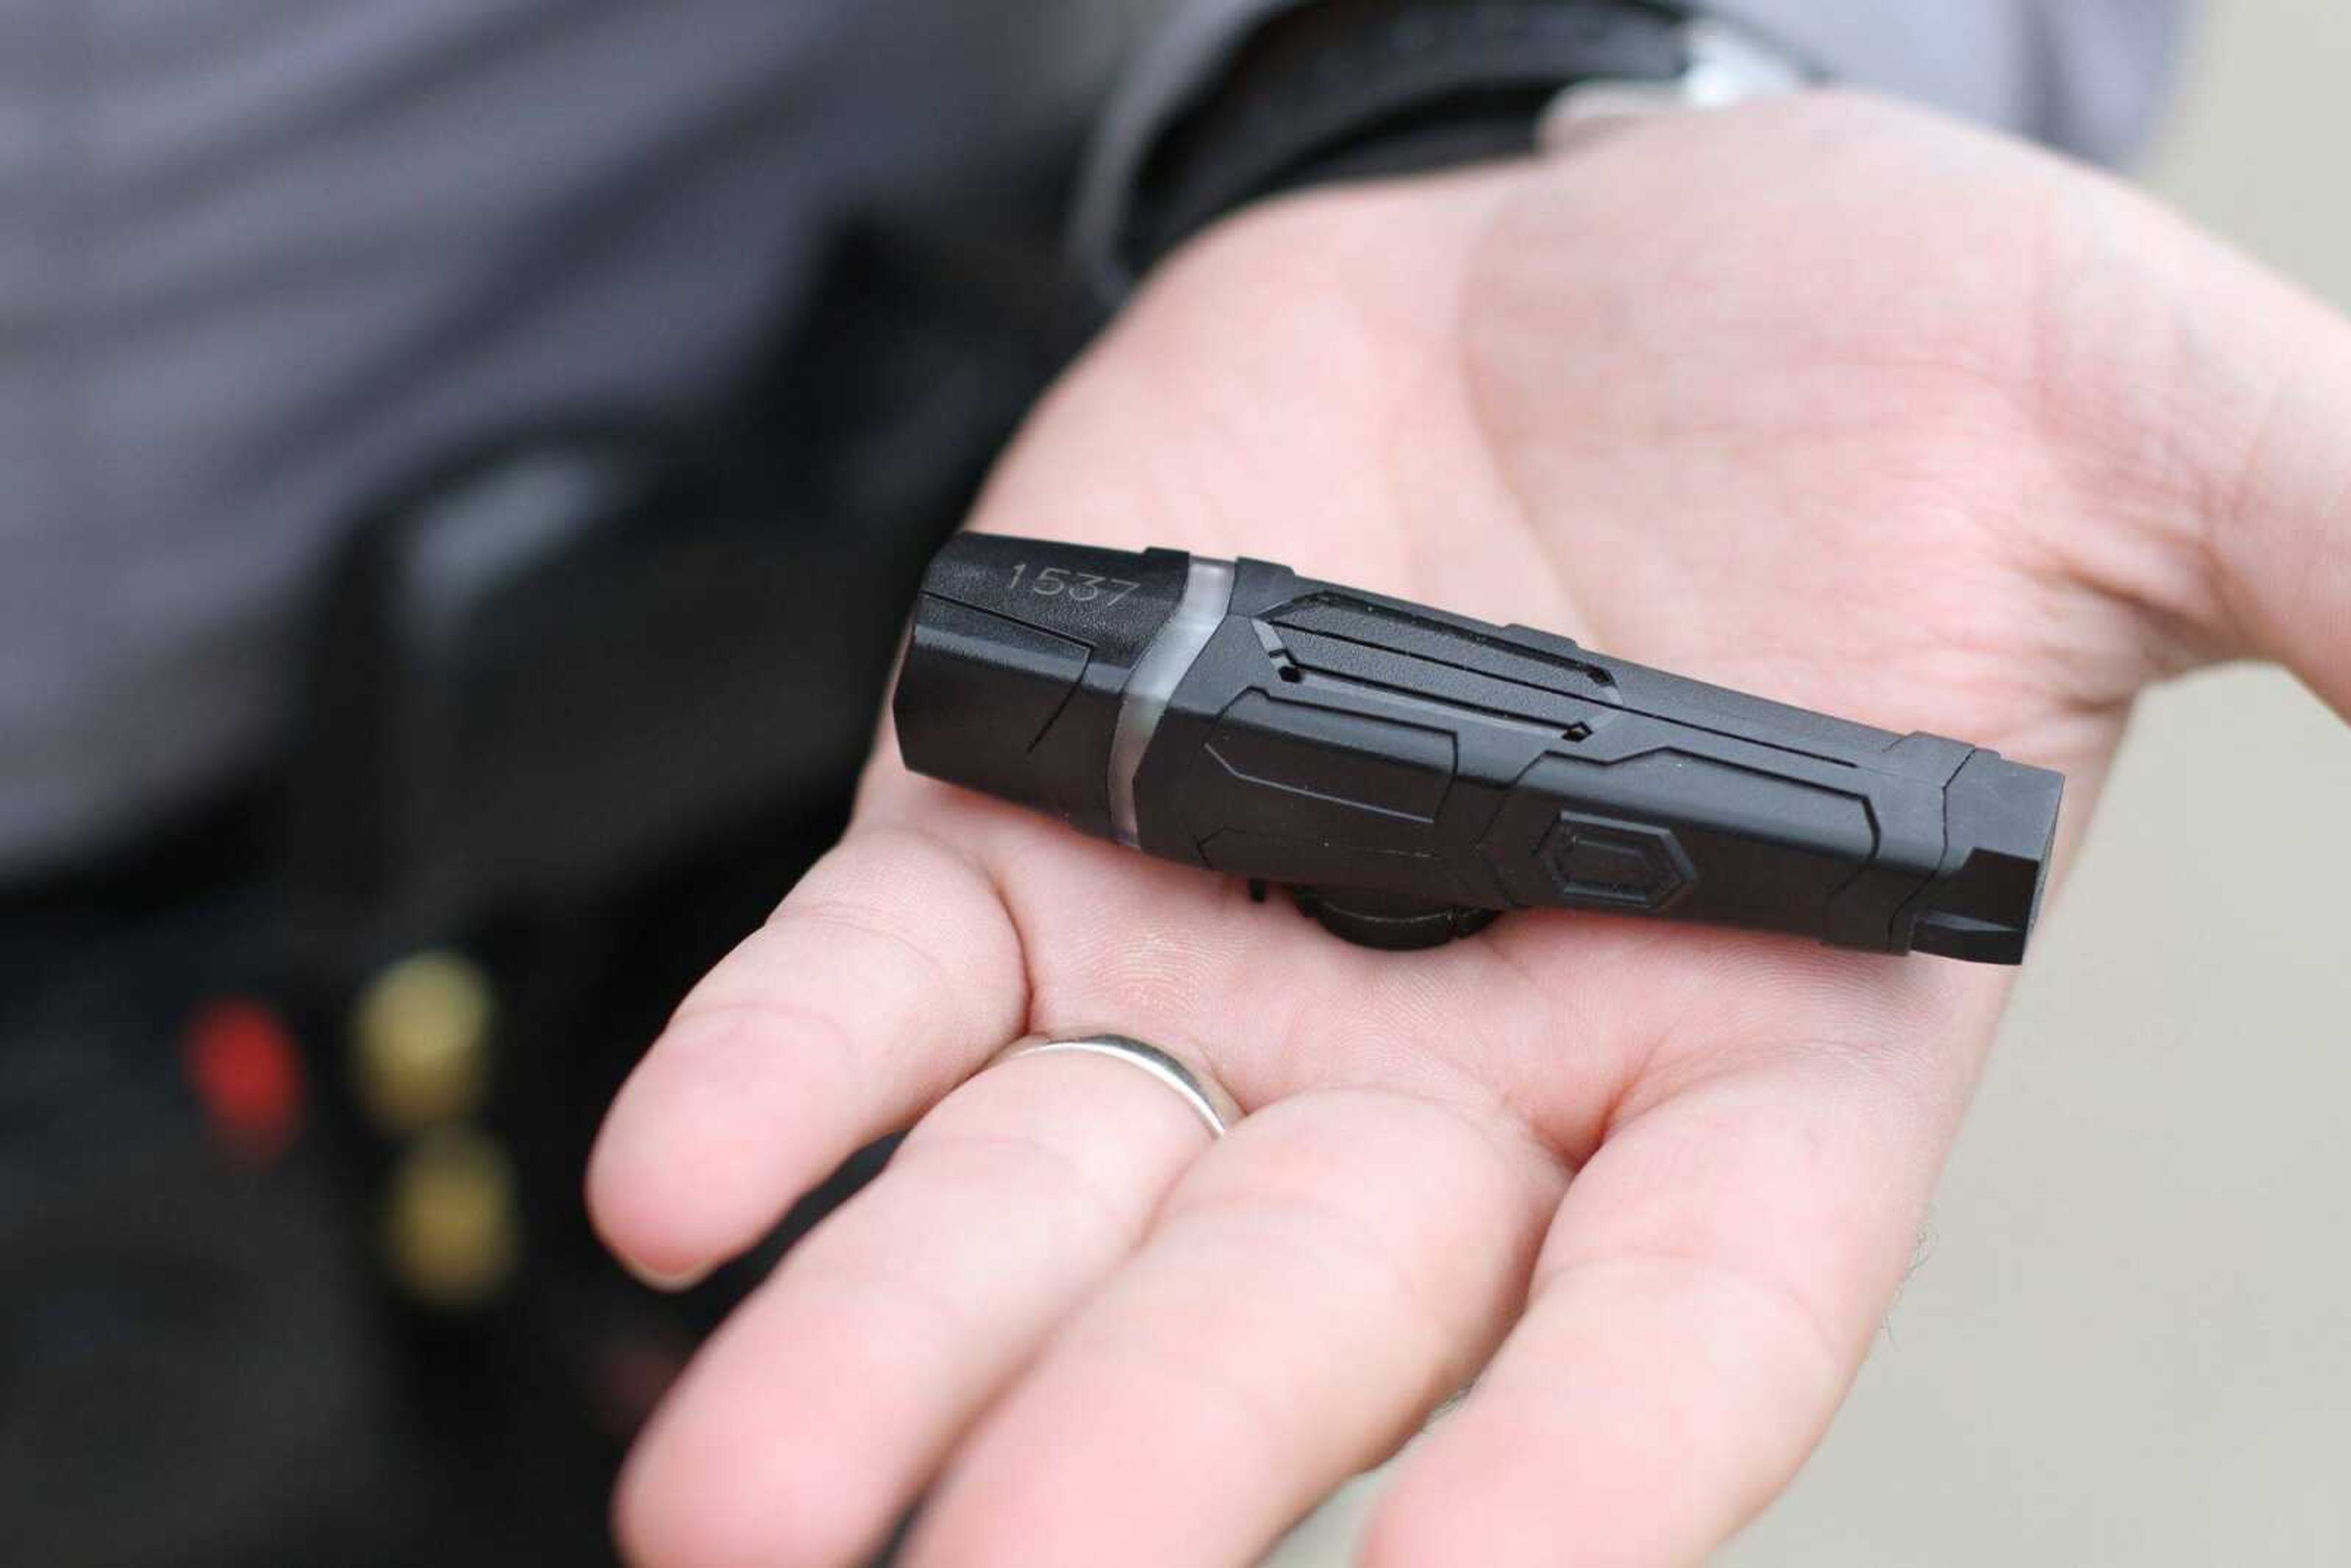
894 536 1192 841
895 536 2064 963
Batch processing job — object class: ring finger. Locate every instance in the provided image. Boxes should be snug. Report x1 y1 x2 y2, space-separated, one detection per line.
615 1038 1227 1568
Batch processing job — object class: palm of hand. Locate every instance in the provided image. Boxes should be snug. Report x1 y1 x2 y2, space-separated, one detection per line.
594 96 2214 1568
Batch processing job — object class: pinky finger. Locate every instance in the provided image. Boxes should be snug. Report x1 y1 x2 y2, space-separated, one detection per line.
588 826 1026 1285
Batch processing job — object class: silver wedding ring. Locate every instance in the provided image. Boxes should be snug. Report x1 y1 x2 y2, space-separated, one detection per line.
986 1034 1241 1139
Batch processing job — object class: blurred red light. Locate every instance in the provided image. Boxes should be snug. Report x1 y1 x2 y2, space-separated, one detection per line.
183 999 307 1165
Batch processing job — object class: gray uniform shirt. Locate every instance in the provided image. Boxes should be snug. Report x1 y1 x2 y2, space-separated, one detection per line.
0 0 2180 877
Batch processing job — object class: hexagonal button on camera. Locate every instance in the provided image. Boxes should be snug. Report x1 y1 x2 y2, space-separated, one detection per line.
1540 812 1696 912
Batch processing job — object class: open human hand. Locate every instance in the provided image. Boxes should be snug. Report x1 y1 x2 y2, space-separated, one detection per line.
590 92 2351 1567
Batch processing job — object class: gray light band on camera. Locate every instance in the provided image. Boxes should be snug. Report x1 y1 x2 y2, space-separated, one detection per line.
1107 555 1234 848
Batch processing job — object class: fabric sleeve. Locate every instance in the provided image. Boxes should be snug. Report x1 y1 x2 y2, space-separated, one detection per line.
1072 0 2192 287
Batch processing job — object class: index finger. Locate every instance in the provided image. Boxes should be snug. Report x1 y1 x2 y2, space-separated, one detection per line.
1365 1033 1977 1566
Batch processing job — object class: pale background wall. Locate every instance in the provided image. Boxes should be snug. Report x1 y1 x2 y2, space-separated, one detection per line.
1275 2 2351 1561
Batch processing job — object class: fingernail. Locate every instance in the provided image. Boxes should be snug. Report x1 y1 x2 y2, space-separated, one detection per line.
621 1255 711 1293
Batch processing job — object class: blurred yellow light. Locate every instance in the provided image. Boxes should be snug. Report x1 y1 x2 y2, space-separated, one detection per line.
350 950 494 1134
383 1126 520 1310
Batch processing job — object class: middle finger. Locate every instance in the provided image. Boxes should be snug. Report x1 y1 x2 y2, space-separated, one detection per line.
905 1084 1565 1568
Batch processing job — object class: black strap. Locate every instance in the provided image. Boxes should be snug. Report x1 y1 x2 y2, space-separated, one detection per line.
1118 0 1694 277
